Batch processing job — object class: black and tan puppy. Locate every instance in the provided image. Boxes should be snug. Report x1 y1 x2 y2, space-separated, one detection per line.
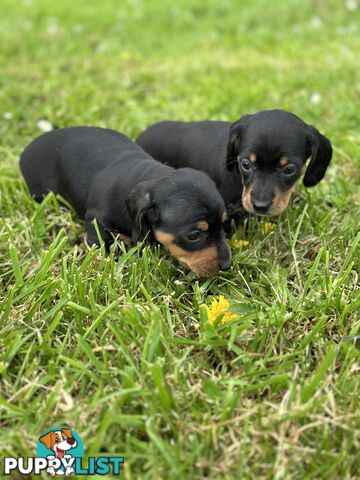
20 127 231 276
137 109 332 219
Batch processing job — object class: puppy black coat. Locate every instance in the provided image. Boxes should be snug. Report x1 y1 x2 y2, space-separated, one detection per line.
20 127 231 276
137 110 333 218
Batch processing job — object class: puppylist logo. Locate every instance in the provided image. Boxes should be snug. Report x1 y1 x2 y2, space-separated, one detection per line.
3 426 124 476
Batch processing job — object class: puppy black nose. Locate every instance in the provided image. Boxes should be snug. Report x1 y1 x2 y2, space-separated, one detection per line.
252 200 271 214
67 437 76 445
219 257 232 271
218 244 232 271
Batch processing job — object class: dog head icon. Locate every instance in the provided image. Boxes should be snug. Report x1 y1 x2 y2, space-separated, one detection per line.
39 428 77 459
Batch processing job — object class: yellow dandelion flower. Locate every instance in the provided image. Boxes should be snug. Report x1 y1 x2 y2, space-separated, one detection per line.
205 295 236 324
230 238 250 249
262 222 275 234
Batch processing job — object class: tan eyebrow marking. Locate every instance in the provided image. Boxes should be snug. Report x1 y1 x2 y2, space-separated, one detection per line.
249 153 257 163
196 220 209 231
280 156 289 166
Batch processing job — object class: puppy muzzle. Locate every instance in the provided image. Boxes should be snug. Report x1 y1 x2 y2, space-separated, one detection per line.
242 188 294 216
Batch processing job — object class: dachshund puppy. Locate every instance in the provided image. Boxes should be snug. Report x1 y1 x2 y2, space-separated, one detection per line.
20 127 231 276
137 109 333 219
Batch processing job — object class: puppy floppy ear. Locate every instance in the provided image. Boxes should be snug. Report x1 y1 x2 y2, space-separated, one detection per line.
303 125 333 187
39 431 56 450
226 114 252 171
126 182 159 243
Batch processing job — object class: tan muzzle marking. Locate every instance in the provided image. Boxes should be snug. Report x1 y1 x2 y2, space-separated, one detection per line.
270 187 295 215
242 185 295 216
154 230 220 276
242 186 253 213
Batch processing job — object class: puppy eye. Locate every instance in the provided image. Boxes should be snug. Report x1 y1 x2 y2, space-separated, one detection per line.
240 158 253 172
282 164 297 176
186 230 201 241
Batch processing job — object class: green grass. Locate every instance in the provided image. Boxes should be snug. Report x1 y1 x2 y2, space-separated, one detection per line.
1 0 360 478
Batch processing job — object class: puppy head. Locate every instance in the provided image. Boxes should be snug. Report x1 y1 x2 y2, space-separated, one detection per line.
126 169 231 276
226 110 332 216
39 428 77 457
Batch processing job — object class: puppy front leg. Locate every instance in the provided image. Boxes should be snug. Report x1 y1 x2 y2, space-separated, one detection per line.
85 212 113 250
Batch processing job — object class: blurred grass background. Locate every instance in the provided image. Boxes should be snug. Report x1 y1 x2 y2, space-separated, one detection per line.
0 0 359 478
